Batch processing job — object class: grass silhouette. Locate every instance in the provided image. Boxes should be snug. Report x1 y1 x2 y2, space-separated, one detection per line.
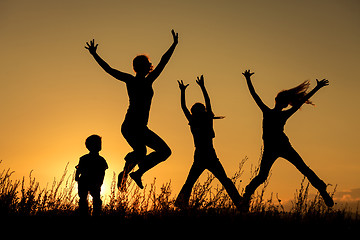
0 158 359 232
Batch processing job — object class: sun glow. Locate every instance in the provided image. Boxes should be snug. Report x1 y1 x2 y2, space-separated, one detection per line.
0 0 359 207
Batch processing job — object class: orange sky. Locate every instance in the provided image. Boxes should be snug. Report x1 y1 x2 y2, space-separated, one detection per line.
1 0 359 203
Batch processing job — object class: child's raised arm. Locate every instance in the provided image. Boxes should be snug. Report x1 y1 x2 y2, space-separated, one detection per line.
177 80 191 121
287 79 329 116
196 75 213 114
242 70 270 112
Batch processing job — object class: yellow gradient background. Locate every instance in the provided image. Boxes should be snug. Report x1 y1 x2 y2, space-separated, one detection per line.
1 0 359 202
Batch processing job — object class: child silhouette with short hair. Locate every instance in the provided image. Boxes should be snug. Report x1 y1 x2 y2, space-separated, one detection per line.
75 134 108 216
175 76 242 209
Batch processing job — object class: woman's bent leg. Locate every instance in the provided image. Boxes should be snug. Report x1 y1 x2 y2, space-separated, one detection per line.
119 122 146 190
136 128 171 176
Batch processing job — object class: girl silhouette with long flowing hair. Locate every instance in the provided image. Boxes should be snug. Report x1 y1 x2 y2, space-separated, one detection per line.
242 69 333 210
85 30 178 190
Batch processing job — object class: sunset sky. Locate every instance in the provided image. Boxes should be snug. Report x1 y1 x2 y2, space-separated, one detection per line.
1 0 359 204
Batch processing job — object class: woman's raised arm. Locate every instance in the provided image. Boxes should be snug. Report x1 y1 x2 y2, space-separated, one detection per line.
148 30 178 82
85 39 133 82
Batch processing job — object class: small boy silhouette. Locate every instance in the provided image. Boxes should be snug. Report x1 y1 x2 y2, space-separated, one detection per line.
75 135 108 216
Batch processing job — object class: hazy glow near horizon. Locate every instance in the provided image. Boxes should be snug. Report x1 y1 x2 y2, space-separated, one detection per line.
1 0 359 202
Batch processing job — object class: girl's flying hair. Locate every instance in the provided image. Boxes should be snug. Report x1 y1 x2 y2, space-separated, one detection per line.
276 80 314 107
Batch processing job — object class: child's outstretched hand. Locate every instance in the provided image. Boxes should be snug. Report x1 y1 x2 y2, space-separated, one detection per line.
316 79 329 88
85 39 98 55
177 80 189 91
196 75 205 87
242 69 254 79
172 29 179 45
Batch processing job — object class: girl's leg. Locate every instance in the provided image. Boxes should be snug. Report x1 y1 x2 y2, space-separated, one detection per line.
175 162 204 209
207 160 243 209
282 147 334 207
243 150 277 203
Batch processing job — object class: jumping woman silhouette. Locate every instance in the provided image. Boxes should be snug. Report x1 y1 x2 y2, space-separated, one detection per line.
242 69 334 210
175 76 242 209
85 30 178 190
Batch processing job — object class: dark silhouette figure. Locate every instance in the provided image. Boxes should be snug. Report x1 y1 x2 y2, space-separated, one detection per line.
75 135 108 216
85 30 178 190
175 76 243 209
241 69 334 210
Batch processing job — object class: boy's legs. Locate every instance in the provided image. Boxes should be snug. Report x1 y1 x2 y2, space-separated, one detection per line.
282 147 334 207
207 159 243 209
89 186 102 216
175 162 204 209
78 183 89 216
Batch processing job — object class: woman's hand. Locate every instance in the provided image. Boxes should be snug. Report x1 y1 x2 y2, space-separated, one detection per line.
85 39 98 55
177 80 189 91
171 29 179 45
242 69 254 79
316 79 329 88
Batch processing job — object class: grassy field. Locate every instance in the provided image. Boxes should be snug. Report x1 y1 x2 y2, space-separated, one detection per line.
1 158 359 234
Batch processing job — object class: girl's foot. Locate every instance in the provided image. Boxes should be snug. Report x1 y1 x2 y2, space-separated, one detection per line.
319 189 334 207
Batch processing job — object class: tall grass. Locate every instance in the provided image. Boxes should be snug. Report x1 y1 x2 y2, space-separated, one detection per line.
0 158 357 227
0 162 77 216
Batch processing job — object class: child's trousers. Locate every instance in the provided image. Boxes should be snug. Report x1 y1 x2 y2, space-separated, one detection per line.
78 183 102 216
